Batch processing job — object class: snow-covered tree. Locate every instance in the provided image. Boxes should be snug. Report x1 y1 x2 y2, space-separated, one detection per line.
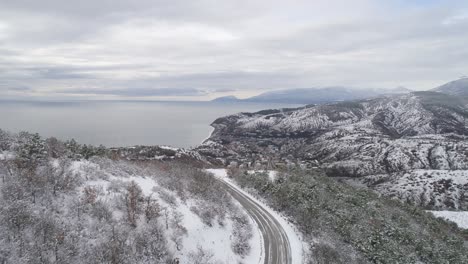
0 129 12 151
15 132 47 169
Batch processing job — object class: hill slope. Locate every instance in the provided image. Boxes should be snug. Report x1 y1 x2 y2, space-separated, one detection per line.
199 92 468 210
229 168 468 264
0 131 258 264
432 77 468 96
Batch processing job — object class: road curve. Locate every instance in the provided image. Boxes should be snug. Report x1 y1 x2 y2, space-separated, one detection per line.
218 179 293 264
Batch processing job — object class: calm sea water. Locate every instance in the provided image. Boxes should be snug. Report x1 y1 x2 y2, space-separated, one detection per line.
0 101 299 148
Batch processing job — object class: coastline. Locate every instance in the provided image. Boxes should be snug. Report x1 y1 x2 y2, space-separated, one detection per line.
201 126 215 144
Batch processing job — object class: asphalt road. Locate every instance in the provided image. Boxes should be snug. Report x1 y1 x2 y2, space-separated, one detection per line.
219 180 293 264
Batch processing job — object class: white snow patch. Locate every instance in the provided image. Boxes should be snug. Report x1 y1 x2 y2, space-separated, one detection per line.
159 145 179 151
70 161 248 263
375 169 468 209
176 200 241 263
429 211 468 229
0 151 14 161
122 176 248 263
127 176 158 195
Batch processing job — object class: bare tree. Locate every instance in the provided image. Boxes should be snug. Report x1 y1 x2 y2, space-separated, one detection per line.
125 181 142 227
170 211 187 251
50 158 76 196
163 207 170 230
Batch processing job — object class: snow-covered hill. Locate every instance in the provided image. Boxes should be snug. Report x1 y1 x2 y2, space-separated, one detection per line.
68 159 261 264
199 92 468 210
0 131 261 264
433 77 468 97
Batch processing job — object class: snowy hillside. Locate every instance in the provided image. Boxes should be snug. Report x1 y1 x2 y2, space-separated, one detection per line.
433 77 468 97
69 159 260 264
429 211 468 229
370 170 468 210
200 92 468 209
0 131 260 264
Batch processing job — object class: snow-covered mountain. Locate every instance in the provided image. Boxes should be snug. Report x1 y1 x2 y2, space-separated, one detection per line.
212 86 410 104
200 91 468 210
210 95 240 103
432 77 468 96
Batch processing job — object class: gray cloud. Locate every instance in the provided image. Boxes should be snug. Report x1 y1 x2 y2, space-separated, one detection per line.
6 86 31 92
136 72 307 90
27 67 91 79
0 84 32 92
0 0 468 99
58 87 207 97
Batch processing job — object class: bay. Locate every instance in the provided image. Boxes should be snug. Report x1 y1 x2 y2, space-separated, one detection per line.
0 100 299 148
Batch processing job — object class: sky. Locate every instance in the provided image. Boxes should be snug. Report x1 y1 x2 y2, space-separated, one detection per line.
0 0 467 101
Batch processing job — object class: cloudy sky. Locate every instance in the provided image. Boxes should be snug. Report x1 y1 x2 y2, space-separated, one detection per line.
0 0 467 100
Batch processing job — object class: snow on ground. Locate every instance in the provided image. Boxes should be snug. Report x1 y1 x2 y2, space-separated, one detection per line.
71 160 252 263
126 175 248 264
207 168 307 264
375 169 468 209
159 145 180 151
0 151 14 161
177 200 249 264
429 211 468 229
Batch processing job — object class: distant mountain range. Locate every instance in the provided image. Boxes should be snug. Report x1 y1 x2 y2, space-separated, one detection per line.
212 86 410 104
211 95 241 102
212 77 468 104
432 77 468 96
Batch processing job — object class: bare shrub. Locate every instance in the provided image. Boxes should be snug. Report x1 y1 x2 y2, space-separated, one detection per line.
83 186 98 204
188 246 217 264
155 187 178 206
231 214 253 257
90 200 113 222
170 211 187 251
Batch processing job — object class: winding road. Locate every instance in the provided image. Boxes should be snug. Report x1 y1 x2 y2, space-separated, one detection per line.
218 179 293 264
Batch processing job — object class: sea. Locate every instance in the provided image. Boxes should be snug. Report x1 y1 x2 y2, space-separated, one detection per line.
0 100 299 148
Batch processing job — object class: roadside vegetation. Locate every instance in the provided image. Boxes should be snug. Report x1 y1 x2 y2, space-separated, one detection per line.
228 168 468 264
